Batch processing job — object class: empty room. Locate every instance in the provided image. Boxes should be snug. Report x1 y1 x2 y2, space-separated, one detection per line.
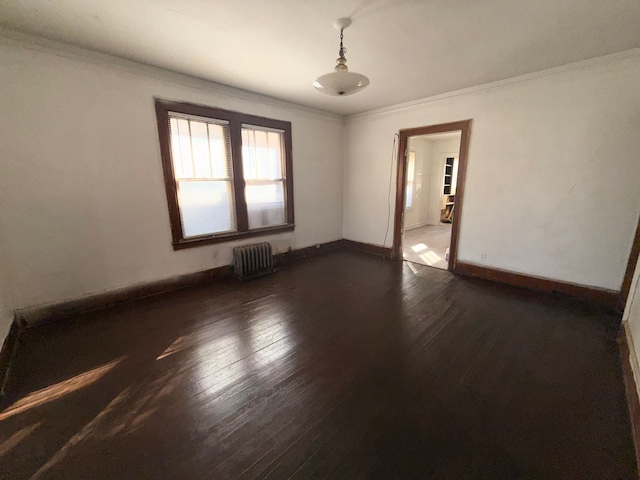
1 1 640 478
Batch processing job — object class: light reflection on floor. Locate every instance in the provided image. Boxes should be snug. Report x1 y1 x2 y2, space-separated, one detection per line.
156 335 190 360
1 298 297 476
406 262 419 274
402 224 451 270
0 422 40 456
411 243 428 253
404 243 443 266
0 357 124 422
195 333 248 397
419 250 442 266
250 314 293 367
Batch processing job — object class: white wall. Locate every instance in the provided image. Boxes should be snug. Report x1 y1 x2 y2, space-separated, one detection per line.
0 35 344 339
344 52 640 290
2 35 639 348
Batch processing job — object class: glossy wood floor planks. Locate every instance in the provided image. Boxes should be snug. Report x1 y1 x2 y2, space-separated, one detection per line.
0 250 636 479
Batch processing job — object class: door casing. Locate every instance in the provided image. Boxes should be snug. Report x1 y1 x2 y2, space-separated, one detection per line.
393 119 472 272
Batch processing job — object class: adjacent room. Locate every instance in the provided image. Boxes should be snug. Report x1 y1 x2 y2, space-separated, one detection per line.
1 1 640 478
401 131 462 270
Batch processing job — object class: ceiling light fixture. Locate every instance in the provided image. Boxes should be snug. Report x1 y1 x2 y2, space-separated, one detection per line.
314 18 370 96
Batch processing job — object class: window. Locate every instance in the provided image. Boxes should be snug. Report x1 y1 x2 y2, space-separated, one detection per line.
155 100 294 249
405 151 416 209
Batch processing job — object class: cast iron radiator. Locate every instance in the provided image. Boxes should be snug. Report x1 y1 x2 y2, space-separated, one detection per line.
233 242 275 281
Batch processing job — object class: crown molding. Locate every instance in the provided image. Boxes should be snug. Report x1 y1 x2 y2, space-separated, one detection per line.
347 47 640 121
0 27 343 123
2 26 639 125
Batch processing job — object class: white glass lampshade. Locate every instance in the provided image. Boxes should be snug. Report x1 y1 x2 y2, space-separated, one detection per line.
313 71 370 96
315 18 369 97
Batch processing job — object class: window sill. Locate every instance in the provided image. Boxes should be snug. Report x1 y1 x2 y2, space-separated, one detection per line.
172 224 295 250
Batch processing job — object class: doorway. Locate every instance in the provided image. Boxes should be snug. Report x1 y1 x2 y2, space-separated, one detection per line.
393 120 471 272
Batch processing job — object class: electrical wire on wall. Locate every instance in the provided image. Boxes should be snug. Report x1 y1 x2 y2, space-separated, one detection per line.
382 133 399 252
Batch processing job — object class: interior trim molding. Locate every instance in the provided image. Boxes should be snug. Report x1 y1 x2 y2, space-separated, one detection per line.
13 239 355 330
619 323 640 475
346 47 640 121
275 239 345 264
0 27 343 122
9 244 625 331
456 261 620 310
0 320 20 408
15 265 234 329
344 239 393 257
621 214 640 311
5 27 638 125
393 120 472 272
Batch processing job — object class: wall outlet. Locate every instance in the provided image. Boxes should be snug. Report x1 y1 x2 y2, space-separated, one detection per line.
480 252 487 261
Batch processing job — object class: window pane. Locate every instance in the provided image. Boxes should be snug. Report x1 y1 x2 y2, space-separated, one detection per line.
246 181 285 229
405 152 415 208
190 121 211 178
209 124 231 179
242 127 283 180
451 157 459 195
255 130 269 178
407 152 415 180
406 184 413 208
177 181 236 237
241 128 256 179
267 131 282 179
169 116 232 180
170 118 193 178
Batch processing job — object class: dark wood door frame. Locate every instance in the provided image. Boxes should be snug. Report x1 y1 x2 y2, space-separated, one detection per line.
620 213 640 311
392 120 472 272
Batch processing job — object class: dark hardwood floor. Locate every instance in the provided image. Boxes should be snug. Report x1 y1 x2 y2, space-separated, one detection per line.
0 250 636 479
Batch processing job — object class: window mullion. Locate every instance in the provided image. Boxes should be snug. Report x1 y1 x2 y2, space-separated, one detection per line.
229 120 249 232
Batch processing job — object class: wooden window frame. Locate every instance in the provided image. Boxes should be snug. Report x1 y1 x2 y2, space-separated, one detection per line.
155 99 295 250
